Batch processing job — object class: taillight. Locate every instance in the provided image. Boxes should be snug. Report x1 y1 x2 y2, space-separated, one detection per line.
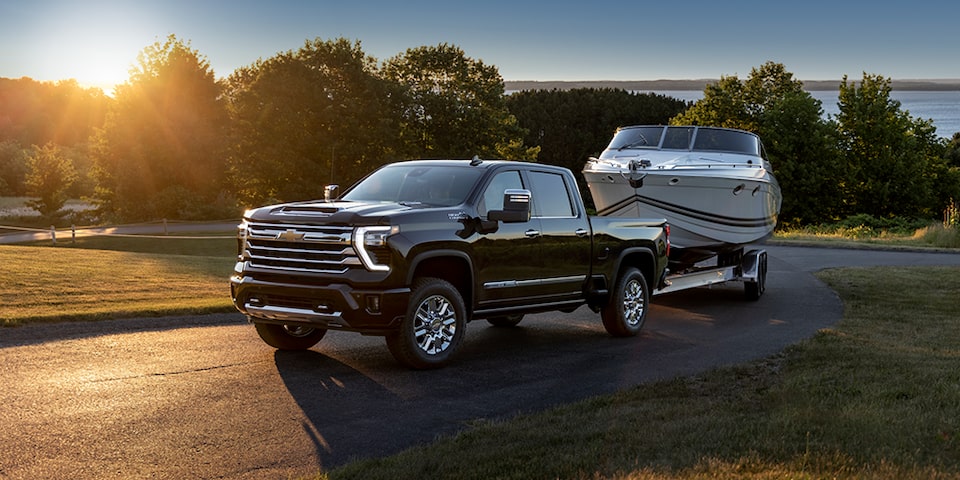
664 223 671 257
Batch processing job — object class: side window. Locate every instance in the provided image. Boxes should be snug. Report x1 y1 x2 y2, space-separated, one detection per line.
479 170 523 216
528 171 575 218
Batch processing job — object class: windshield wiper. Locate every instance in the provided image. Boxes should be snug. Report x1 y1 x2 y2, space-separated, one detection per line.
617 132 651 150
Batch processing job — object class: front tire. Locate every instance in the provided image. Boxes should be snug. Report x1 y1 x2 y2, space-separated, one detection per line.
601 267 649 337
255 323 327 350
386 278 467 369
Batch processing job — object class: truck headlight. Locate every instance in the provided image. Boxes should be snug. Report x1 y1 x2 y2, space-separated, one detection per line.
354 226 399 272
236 221 249 259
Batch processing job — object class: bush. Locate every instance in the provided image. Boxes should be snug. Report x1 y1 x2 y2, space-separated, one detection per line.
914 223 960 248
945 200 959 229
833 214 930 237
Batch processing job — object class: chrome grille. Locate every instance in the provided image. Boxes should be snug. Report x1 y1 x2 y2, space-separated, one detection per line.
243 222 361 274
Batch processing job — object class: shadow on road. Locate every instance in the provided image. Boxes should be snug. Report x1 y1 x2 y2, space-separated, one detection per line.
269 316 676 469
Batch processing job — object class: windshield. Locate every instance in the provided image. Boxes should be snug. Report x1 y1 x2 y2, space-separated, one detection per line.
341 164 483 206
607 126 665 150
606 126 763 156
692 128 762 155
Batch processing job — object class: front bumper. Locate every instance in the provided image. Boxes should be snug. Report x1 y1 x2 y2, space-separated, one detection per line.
230 275 411 335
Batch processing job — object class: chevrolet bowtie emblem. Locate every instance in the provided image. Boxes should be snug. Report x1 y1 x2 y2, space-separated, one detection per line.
276 229 306 242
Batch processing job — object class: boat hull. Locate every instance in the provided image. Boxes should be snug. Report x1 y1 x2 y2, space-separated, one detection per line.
584 165 781 266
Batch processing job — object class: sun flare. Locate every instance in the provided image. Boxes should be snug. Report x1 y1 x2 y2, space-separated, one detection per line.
61 45 134 94
24 3 158 95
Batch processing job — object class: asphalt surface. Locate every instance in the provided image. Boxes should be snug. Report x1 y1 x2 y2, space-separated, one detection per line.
2 245 960 478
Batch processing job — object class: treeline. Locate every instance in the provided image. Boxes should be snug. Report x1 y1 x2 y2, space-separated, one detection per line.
1 35 959 227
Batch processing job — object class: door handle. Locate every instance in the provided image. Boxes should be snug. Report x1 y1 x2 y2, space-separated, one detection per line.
524 229 541 238
575 228 589 237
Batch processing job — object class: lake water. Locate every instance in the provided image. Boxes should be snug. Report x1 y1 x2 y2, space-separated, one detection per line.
650 90 960 138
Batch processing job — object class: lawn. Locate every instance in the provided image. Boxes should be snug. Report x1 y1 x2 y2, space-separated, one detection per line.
0 243 235 326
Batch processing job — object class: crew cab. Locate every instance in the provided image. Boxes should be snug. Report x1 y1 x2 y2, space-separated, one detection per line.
230 159 669 368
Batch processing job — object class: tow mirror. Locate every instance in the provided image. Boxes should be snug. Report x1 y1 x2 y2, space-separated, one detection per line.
488 189 531 223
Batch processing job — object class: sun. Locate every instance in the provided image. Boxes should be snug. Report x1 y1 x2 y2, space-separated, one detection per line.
25 3 156 95
59 45 134 95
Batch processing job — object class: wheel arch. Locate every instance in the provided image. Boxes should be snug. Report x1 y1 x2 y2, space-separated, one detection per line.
407 249 474 313
612 246 657 291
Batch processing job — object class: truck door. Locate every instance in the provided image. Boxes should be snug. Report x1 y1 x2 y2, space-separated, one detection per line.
473 169 546 308
525 169 592 301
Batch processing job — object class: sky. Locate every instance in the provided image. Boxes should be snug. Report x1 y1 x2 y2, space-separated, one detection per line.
2 0 959 94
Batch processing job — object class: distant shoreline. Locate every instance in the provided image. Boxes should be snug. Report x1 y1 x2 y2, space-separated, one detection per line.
504 79 960 92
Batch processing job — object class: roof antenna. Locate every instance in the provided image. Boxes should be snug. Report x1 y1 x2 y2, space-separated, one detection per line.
470 155 482 166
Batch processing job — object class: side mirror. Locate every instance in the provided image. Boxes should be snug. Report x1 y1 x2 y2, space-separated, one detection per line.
488 189 531 223
324 184 339 202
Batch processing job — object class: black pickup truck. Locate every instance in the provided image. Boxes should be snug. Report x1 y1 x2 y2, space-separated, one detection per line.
230 159 670 368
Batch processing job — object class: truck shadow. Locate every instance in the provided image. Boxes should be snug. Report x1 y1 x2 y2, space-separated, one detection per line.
270 316 686 469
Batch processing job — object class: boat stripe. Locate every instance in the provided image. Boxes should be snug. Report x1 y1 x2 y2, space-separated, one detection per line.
596 194 776 228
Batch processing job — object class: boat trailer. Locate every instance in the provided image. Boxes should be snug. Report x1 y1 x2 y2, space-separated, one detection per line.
654 248 768 301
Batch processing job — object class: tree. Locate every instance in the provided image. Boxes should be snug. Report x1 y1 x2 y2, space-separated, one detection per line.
24 143 78 217
223 38 400 205
381 43 537 161
506 88 687 208
758 91 842 225
671 75 751 130
835 73 946 218
944 132 960 169
0 140 28 196
671 62 841 225
92 35 229 221
0 77 109 148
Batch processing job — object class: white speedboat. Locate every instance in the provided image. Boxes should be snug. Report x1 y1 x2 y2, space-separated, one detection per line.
583 125 781 268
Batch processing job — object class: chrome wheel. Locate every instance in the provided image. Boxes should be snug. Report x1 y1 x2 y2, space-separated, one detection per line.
282 325 317 337
255 322 327 350
621 278 646 328
386 277 466 369
413 294 458 355
601 267 648 337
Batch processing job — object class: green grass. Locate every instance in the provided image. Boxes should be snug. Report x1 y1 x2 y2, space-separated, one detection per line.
24 233 237 256
324 266 960 480
775 221 960 250
0 244 236 326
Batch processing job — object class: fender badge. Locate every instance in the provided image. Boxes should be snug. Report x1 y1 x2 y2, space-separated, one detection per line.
448 211 469 221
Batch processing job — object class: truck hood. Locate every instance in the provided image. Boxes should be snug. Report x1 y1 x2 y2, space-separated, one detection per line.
244 200 450 225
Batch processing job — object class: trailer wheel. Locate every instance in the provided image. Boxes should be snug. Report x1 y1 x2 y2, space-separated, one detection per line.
601 267 649 337
385 277 466 369
744 252 768 301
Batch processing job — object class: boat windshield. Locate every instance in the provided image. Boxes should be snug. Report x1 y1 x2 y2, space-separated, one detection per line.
342 163 483 206
692 128 762 156
608 126 665 150
606 126 762 156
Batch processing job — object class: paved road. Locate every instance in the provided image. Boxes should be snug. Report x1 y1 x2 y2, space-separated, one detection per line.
2 245 959 478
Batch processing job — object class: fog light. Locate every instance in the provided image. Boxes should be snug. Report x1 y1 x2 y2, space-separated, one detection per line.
365 295 381 314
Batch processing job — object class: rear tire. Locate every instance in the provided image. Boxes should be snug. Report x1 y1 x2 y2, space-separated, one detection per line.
255 323 327 350
601 267 649 337
386 278 466 369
